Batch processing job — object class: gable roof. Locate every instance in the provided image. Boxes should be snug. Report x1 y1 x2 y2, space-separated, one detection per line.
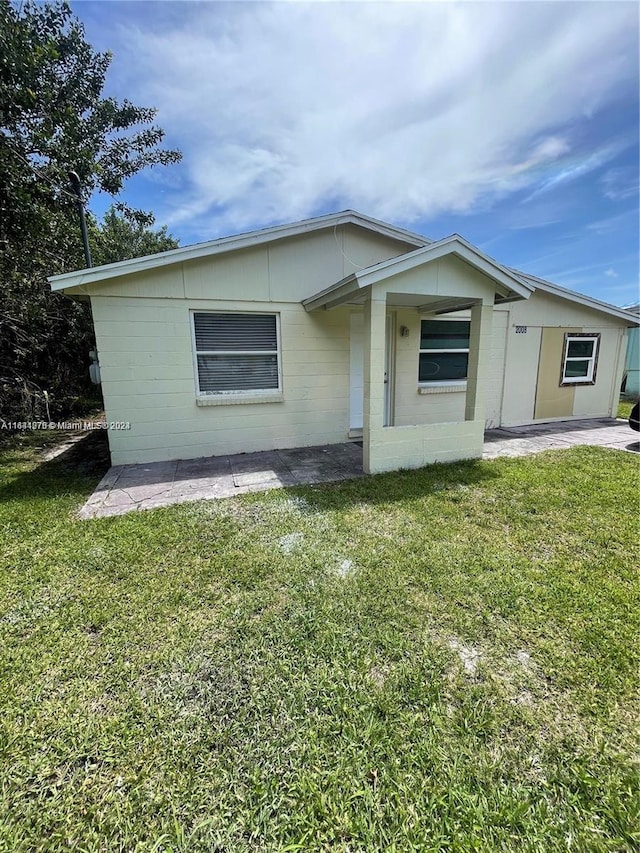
509 269 640 325
47 208 640 326
48 210 429 292
303 234 534 312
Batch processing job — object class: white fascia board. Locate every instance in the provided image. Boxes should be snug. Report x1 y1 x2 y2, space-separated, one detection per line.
354 235 534 299
302 274 359 312
346 212 431 248
511 268 640 325
49 210 430 292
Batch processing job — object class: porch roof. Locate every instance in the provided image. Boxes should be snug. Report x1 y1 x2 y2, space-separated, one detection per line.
302 234 534 313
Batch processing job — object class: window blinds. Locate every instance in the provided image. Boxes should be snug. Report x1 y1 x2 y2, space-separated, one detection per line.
193 313 279 393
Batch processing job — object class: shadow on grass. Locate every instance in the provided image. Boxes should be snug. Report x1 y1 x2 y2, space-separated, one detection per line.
0 429 502 517
273 457 501 513
0 430 111 504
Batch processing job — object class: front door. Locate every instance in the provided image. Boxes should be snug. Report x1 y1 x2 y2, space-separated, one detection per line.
384 313 394 427
349 311 394 431
349 312 364 430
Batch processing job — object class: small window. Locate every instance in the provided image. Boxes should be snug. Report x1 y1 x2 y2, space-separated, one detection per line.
192 312 280 395
419 319 470 383
561 333 600 386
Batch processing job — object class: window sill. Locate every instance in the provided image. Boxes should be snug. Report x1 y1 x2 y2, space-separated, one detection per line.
196 393 284 407
418 382 467 395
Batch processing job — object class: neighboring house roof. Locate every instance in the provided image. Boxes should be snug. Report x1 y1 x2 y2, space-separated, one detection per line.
509 269 640 326
48 210 429 292
303 234 534 312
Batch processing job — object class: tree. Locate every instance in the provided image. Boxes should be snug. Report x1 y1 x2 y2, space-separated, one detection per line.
0 1 182 422
91 207 179 268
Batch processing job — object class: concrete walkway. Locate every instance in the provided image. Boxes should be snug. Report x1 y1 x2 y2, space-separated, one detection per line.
79 442 365 519
79 418 638 519
483 417 639 459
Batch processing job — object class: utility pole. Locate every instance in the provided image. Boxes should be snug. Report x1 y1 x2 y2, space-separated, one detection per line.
68 171 92 268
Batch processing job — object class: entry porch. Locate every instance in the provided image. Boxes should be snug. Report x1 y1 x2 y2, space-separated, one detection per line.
303 236 533 473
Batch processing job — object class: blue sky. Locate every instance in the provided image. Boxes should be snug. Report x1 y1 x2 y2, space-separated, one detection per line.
74 0 639 307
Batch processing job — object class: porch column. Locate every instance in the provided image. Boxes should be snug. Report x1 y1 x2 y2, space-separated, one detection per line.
465 301 494 423
363 291 386 474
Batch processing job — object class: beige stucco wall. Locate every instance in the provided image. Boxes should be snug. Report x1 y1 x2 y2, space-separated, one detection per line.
501 291 626 426
392 307 466 427
389 284 628 434
367 421 486 472
93 296 353 465
90 225 415 466
391 307 509 430
533 327 578 420
87 225 630 467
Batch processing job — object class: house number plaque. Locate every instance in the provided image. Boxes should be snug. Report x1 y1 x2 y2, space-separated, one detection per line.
515 326 527 334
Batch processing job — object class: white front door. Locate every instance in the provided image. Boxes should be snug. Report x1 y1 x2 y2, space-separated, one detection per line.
384 313 394 427
350 311 394 431
349 312 364 430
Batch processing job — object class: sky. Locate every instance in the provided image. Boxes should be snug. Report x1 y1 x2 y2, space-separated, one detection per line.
73 0 640 307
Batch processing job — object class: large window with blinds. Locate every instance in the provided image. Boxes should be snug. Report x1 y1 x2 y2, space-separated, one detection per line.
419 319 470 384
191 312 281 396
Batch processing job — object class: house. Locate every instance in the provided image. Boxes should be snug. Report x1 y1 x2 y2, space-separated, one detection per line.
622 305 640 398
49 211 639 474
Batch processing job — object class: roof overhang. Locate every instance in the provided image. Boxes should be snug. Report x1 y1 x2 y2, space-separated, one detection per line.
48 210 430 294
509 269 640 326
303 235 534 312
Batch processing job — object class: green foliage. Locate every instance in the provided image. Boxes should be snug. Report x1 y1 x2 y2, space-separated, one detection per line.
91 206 179 267
0 440 639 850
0 1 181 422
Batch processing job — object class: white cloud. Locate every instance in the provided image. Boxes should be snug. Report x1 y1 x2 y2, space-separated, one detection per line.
600 166 639 200
112 1 639 237
523 140 630 200
605 268 619 278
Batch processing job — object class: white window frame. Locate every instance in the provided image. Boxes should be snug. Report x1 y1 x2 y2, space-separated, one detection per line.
190 310 283 401
418 318 470 388
560 333 600 386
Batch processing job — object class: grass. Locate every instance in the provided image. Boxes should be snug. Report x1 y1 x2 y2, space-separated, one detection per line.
0 432 639 852
617 397 636 420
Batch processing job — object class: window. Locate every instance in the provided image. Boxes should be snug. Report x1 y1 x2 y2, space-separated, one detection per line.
192 312 280 396
561 333 600 385
419 319 470 383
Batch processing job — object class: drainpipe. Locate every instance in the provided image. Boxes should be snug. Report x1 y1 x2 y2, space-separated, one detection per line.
68 171 92 268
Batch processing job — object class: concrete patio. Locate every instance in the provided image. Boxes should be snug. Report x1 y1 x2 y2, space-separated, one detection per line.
79 418 638 519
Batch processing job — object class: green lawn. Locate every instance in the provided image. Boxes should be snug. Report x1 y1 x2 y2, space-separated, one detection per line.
618 397 636 420
0 433 639 852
